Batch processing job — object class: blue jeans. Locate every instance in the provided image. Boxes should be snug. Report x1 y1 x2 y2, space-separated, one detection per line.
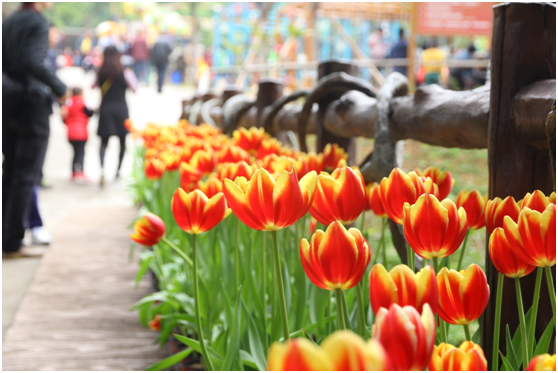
27 186 43 229
156 63 168 93
134 60 149 83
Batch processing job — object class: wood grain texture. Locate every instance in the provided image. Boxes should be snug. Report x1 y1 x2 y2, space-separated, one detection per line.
2 206 169 371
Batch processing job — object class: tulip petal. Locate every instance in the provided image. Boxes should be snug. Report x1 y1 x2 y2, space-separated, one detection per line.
222 179 264 230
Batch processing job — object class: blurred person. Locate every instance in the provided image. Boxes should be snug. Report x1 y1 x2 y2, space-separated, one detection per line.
421 38 446 85
60 88 94 183
93 46 137 186
388 28 408 76
368 27 387 59
2 2 67 258
130 30 149 84
450 43 477 90
151 33 172 93
79 31 93 64
25 187 51 245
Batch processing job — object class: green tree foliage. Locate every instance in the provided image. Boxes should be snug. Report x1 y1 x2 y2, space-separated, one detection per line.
43 2 116 28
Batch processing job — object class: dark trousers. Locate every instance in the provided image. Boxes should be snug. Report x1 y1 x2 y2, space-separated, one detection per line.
70 140 86 172
156 63 168 93
26 186 43 229
100 134 127 171
2 122 49 252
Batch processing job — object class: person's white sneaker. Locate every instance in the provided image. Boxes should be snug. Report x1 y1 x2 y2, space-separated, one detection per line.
31 226 51 245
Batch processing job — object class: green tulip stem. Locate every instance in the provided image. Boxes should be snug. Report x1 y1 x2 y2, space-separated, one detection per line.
407 243 415 273
463 323 471 341
381 218 388 267
515 277 530 370
492 272 504 371
152 243 169 290
355 281 367 338
162 236 193 267
271 230 290 341
334 289 346 330
359 211 366 232
527 267 543 361
192 234 214 371
544 266 556 318
432 256 447 344
456 230 470 270
432 256 440 274
234 217 240 298
262 232 268 348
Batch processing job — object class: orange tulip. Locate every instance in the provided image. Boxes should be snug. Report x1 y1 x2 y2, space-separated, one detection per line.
437 264 489 325
373 303 436 371
300 221 370 291
222 167 317 231
321 331 390 371
216 161 256 181
148 314 161 332
309 217 317 234
159 150 181 171
216 144 251 164
428 342 487 371
196 176 222 198
299 152 324 177
365 182 387 217
309 167 367 225
171 188 228 235
190 149 216 175
267 338 334 371
521 190 556 213
260 154 304 176
369 264 438 314
489 228 535 278
322 143 348 171
526 354 556 371
415 166 454 200
379 168 427 225
179 162 203 190
130 212 166 246
233 126 265 153
503 204 556 267
485 196 520 234
144 157 165 180
403 194 468 259
455 190 487 230
256 137 283 159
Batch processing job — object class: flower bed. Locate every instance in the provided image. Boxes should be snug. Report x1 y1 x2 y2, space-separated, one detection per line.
128 120 556 371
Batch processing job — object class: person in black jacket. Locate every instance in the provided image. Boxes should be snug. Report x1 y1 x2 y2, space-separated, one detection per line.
151 34 172 93
2 2 67 258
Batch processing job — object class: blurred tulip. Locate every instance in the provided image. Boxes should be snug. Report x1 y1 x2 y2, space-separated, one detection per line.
298 152 324 177
267 338 334 371
144 157 165 180
309 167 366 225
322 143 348 171
373 303 436 371
437 264 489 325
148 314 161 332
171 188 228 235
321 330 390 371
526 354 556 371
485 196 520 234
257 137 283 159
403 194 468 259
233 126 265 153
300 221 370 291
130 212 165 246
159 150 181 171
415 166 454 200
455 190 487 230
489 228 536 278
309 217 317 234
222 167 317 231
369 264 438 314
216 161 255 181
379 168 426 224
190 149 216 175
196 176 222 198
179 162 203 190
260 154 304 176
365 182 387 218
216 144 251 164
503 204 556 267
521 190 556 213
428 341 487 371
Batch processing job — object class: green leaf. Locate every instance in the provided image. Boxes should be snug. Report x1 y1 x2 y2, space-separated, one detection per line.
533 317 556 356
278 316 336 342
499 350 514 371
222 286 243 371
135 252 153 288
282 262 292 314
130 291 179 311
173 334 224 370
471 326 481 344
220 279 233 330
302 330 320 348
241 300 267 371
240 350 259 370
145 347 193 371
505 324 520 371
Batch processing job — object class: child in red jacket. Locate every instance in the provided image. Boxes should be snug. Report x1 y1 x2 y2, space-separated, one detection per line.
61 88 94 182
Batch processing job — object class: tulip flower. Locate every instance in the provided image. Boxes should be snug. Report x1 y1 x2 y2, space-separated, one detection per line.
321 331 390 371
309 167 367 225
190 149 216 176
267 338 334 371
415 166 454 200
159 150 181 171
322 143 348 171
403 194 468 260
148 314 161 332
299 152 324 177
365 182 387 218
309 217 317 234
196 176 222 199
222 167 317 231
179 162 203 191
520 190 556 213
489 228 535 278
260 154 304 176
485 196 520 234
379 168 426 225
527 354 556 371
144 157 165 180
369 264 438 314
233 126 265 153
171 188 228 235
455 190 487 230
130 212 166 246
216 161 256 181
437 264 489 326
256 137 283 159
428 342 487 371
216 144 251 164
373 303 436 371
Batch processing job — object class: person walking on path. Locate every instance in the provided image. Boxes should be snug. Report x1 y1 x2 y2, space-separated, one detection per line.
61 87 94 183
151 34 172 93
130 31 150 84
93 46 137 186
388 29 408 76
2 2 67 258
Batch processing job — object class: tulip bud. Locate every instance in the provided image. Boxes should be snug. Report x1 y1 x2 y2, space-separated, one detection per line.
148 314 161 332
190 149 216 175
216 144 251 164
216 161 255 181
233 127 265 153
267 338 334 371
322 143 348 171
520 190 556 213
321 330 390 371
379 168 426 224
526 354 556 371
455 190 487 230
489 228 535 278
144 157 165 180
428 341 487 371
172 188 229 235
485 196 520 234
196 176 222 198
130 212 166 246
159 150 181 171
365 182 387 218
415 166 454 200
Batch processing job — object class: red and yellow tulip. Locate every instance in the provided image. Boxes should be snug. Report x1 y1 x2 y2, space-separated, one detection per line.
320 331 390 371
216 144 251 164
222 167 317 231
159 149 181 171
437 264 489 325
189 149 217 176
402 194 468 259
171 188 229 235
520 190 556 213
196 176 222 199
455 190 487 230
256 137 283 159
322 143 348 171
379 168 426 225
144 157 165 180
428 341 487 371
415 166 454 200
267 338 334 371
216 161 256 181
233 126 266 153
365 182 387 218
485 196 520 234
373 303 436 371
130 212 166 246
369 264 438 314
299 152 324 177
300 221 370 291
489 227 535 278
148 314 161 332
526 354 556 371
179 162 203 191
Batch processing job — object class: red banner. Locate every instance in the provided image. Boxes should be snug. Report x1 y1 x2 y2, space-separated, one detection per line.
418 2 494 36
